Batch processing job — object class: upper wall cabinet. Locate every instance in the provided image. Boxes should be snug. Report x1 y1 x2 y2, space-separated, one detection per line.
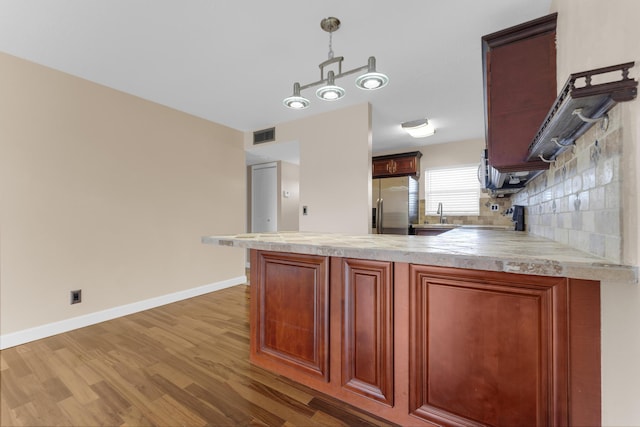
482 13 557 173
372 151 423 178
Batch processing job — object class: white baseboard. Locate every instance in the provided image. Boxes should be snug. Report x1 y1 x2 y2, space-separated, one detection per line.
0 275 247 350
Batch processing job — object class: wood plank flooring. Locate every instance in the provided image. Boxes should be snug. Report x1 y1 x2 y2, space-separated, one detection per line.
1 285 398 426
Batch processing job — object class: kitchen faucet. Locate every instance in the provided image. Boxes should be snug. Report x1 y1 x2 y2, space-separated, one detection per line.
437 202 445 224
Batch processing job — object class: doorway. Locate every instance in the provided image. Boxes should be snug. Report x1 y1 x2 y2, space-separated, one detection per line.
251 162 278 233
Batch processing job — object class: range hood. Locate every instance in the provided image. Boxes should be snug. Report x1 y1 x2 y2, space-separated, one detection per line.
480 149 542 197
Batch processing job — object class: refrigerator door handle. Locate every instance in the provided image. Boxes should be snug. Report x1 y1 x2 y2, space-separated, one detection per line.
375 198 380 233
377 198 384 234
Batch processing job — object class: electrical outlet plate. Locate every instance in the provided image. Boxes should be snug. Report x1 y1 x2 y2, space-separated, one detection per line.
491 204 499 211
70 290 82 304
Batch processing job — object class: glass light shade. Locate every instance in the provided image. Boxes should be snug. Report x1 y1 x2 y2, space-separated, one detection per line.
401 119 436 138
355 72 389 90
283 95 310 109
316 84 345 101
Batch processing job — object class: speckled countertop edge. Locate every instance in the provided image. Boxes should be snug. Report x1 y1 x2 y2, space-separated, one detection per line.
202 230 638 284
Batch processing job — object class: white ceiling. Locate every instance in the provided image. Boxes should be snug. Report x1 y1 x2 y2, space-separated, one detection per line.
0 0 551 161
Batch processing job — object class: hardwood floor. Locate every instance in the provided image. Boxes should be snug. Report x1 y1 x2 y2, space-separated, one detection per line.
1 285 397 426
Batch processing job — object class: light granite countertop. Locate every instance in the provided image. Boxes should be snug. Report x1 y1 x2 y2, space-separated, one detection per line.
202 230 638 284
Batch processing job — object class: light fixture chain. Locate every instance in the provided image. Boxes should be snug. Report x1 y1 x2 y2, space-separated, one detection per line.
328 31 334 59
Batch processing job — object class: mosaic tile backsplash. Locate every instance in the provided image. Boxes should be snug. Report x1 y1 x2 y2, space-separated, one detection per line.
512 105 623 263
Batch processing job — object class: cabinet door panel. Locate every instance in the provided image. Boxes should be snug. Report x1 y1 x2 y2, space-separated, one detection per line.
392 156 418 175
372 159 392 177
252 250 329 380
409 265 568 426
483 13 557 172
488 31 556 171
342 259 394 405
372 152 422 178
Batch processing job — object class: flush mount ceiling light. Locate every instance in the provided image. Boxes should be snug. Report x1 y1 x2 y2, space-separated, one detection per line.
401 119 436 138
283 17 389 110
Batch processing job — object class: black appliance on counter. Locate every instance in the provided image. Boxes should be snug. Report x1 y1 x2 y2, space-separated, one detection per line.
512 205 525 231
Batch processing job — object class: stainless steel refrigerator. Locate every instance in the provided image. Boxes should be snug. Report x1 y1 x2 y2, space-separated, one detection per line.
372 176 419 234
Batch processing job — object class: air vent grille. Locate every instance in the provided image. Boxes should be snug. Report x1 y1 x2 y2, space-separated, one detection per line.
253 127 275 144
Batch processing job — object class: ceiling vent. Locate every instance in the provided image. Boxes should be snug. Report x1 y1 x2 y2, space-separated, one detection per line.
253 127 275 145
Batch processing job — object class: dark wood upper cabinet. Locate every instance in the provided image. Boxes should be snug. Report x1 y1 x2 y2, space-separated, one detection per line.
372 151 422 178
482 13 557 172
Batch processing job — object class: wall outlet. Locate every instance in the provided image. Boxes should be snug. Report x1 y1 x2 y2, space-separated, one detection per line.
70 289 82 304
491 204 499 211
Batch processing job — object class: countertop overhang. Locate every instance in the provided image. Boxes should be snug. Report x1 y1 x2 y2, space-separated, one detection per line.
202 230 638 284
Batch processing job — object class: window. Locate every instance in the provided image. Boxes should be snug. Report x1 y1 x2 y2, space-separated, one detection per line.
425 165 480 216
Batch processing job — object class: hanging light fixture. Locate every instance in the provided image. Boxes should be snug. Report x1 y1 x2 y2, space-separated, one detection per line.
283 83 310 109
283 17 389 109
316 71 345 101
355 57 389 90
401 119 436 138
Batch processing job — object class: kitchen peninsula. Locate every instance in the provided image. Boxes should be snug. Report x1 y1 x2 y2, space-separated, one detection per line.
203 230 637 426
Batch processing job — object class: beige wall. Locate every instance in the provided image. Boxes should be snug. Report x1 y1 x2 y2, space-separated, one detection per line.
278 161 300 231
0 53 246 338
548 2 640 424
251 103 372 234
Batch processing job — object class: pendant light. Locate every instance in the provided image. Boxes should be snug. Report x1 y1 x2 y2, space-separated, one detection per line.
283 17 389 109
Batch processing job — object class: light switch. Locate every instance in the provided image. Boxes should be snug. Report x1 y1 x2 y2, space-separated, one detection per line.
283 190 290 198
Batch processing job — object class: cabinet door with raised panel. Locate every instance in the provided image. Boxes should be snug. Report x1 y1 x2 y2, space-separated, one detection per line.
483 13 557 172
250 250 330 381
341 258 394 405
408 265 569 426
372 151 422 178
372 158 394 177
392 156 418 176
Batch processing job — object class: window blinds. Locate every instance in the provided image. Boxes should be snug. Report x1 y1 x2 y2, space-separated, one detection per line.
425 165 480 216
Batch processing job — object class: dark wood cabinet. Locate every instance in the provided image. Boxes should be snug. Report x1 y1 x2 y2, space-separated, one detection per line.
249 250 601 426
482 13 557 172
250 250 330 381
341 258 394 405
373 151 422 178
409 265 573 426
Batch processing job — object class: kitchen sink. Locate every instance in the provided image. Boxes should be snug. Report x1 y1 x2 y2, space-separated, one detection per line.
459 224 513 230
411 223 512 236
411 224 460 236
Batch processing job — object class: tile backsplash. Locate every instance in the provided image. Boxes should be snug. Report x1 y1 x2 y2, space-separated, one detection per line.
420 196 515 227
512 105 623 263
